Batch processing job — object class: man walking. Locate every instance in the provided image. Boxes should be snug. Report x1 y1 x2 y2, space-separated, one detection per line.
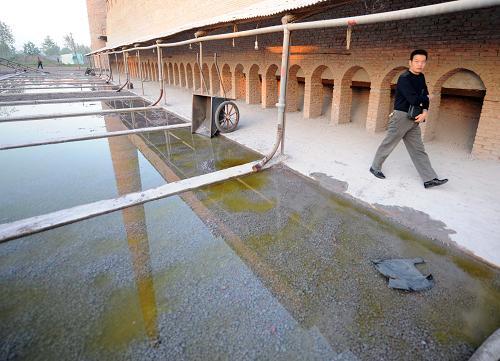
369 49 448 189
37 57 43 69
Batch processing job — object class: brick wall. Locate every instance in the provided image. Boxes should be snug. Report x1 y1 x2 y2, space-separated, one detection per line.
101 0 500 160
86 0 107 51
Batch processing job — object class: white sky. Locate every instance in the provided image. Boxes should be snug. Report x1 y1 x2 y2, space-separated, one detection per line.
1 0 91 50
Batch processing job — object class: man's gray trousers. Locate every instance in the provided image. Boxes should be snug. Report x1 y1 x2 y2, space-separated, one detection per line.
371 110 437 182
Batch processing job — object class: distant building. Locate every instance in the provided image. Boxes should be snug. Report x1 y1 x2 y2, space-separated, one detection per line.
60 53 85 65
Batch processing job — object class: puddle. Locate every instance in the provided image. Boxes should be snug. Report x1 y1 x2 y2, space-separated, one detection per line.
0 93 498 361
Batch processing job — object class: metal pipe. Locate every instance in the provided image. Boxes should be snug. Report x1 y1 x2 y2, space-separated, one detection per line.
469 328 500 361
0 123 191 150
116 50 130 92
114 53 121 84
136 48 144 95
198 43 209 94
0 85 116 91
253 25 291 170
0 90 132 98
0 80 108 85
151 42 164 106
0 106 162 123
0 95 141 106
0 161 258 243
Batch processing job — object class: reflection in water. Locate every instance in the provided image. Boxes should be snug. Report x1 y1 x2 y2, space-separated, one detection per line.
104 109 159 346
105 100 500 358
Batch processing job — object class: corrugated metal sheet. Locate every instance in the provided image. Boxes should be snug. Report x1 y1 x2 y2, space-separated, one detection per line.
104 0 328 50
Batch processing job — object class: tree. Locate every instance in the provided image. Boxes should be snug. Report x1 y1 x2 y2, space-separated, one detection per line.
0 20 15 58
63 33 77 54
76 44 91 55
41 36 60 56
23 41 40 55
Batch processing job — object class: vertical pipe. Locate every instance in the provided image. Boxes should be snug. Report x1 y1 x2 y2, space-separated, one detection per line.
98 54 103 76
123 50 129 85
108 53 113 82
277 27 291 154
156 42 165 104
199 42 208 94
137 49 144 95
115 53 121 84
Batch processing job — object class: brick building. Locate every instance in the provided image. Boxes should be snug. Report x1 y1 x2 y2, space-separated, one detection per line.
87 0 500 160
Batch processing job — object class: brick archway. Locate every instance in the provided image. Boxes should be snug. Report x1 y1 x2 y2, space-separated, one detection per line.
331 65 371 125
304 64 334 119
221 64 232 97
233 64 246 100
201 63 210 93
426 68 487 154
193 63 201 92
186 63 193 89
286 64 303 112
173 63 180 85
246 64 261 104
210 63 220 96
262 64 279 108
168 63 174 85
180 63 186 88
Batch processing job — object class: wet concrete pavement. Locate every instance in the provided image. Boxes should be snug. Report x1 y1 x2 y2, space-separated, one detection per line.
0 91 499 361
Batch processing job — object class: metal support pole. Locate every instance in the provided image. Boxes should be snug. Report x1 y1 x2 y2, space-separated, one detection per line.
137 49 144 95
199 42 208 94
123 51 130 85
108 53 113 81
156 43 166 105
278 27 291 155
114 53 121 84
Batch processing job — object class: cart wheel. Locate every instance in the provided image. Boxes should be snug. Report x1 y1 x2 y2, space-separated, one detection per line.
215 101 239 133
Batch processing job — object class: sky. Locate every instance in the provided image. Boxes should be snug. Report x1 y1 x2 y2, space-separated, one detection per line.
1 0 91 50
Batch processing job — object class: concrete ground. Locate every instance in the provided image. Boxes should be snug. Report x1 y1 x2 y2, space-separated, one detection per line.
128 77 500 268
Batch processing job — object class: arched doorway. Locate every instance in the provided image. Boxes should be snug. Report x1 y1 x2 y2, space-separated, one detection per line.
201 63 210 93
246 64 261 104
174 63 180 85
186 63 193 89
180 63 186 88
332 66 371 126
263 64 279 108
305 65 334 118
193 63 201 92
221 64 232 97
286 64 304 112
210 63 220 96
432 69 486 152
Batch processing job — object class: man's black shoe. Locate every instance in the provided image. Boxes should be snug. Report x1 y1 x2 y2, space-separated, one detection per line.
424 178 448 189
369 167 386 179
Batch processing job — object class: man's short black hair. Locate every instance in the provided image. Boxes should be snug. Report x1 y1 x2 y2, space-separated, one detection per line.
410 49 428 60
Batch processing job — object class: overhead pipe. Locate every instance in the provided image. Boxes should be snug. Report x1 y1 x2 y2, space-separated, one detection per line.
0 106 163 123
0 95 141 106
0 123 191 151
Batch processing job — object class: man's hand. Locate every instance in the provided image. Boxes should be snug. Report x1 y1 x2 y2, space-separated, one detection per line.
415 111 427 123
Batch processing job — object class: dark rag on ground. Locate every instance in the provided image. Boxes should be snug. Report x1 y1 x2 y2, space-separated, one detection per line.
372 257 434 291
